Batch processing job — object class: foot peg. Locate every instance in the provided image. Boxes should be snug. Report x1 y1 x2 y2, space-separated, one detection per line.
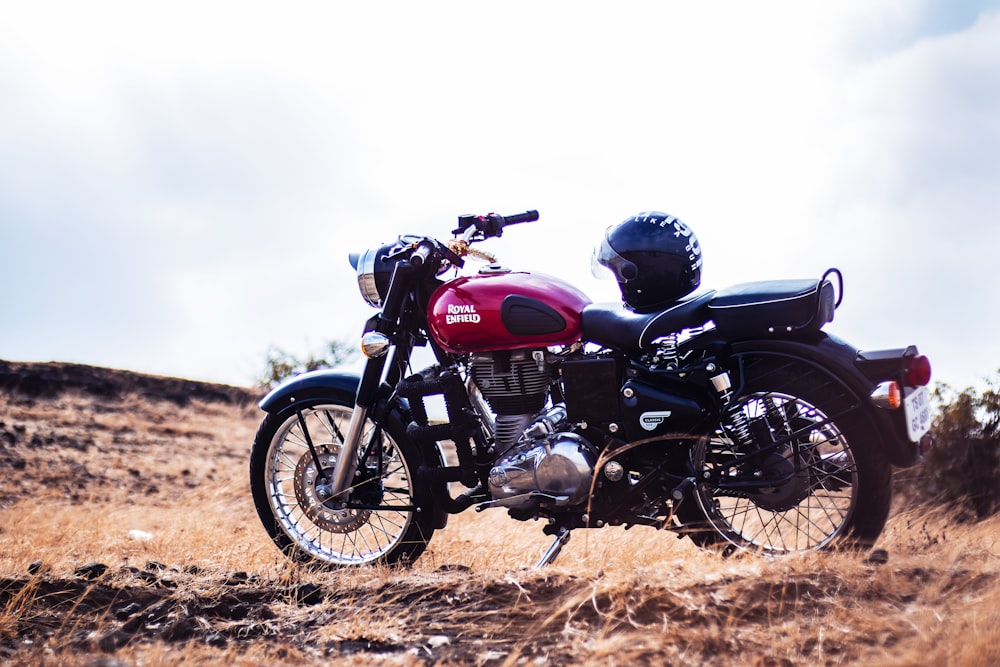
671 476 695 501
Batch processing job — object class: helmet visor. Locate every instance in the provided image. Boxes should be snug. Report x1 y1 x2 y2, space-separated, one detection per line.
591 229 637 283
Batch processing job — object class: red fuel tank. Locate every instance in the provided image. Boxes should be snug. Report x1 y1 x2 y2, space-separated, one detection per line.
427 269 592 354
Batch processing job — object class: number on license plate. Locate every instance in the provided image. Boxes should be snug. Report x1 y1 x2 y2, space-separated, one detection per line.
904 385 932 442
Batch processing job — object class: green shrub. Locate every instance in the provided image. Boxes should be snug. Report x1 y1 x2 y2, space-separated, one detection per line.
258 341 357 390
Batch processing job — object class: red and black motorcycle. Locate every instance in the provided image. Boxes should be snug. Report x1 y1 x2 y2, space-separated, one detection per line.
250 210 932 567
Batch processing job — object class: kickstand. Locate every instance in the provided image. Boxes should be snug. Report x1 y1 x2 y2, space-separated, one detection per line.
535 527 571 569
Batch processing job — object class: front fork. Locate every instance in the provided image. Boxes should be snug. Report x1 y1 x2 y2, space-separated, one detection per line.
326 256 418 501
326 405 370 500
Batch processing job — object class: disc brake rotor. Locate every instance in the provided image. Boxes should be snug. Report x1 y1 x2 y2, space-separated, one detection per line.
293 450 372 533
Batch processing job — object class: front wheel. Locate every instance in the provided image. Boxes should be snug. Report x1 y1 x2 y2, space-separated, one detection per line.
249 398 435 567
686 355 891 555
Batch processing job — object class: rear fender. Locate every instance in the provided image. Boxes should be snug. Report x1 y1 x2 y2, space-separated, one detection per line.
727 334 923 468
855 345 923 384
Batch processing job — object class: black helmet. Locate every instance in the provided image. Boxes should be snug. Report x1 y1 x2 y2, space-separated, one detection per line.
592 212 703 311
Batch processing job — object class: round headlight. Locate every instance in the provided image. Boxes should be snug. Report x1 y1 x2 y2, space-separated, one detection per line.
350 243 396 308
354 246 382 307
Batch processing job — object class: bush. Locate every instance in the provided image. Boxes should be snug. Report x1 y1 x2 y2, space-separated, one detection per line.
896 371 1000 521
257 341 357 390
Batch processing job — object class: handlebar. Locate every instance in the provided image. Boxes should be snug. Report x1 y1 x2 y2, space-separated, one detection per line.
453 210 539 238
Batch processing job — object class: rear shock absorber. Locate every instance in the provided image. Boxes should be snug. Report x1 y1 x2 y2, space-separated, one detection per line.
711 370 754 448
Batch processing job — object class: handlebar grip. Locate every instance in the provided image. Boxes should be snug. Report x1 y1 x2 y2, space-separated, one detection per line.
501 210 539 226
410 242 434 267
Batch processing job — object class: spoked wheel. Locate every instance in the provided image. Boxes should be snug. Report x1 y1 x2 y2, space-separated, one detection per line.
250 399 434 567
689 357 891 555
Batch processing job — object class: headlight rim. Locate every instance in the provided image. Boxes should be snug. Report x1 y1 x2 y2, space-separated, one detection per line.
355 246 383 307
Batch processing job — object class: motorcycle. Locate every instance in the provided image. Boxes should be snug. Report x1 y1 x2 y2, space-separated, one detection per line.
249 210 933 568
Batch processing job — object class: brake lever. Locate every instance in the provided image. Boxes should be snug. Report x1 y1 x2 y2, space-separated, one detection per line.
452 214 479 235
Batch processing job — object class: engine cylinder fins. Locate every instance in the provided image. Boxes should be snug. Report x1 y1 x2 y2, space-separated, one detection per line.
494 414 534 452
470 349 551 415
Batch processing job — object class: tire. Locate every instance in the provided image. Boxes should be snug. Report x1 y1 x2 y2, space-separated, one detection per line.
684 354 891 555
249 397 435 567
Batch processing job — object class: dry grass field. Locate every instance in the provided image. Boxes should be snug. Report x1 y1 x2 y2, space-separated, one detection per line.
1 360 998 666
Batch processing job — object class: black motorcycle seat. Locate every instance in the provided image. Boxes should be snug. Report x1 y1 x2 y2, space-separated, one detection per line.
708 278 835 337
582 278 835 351
581 291 716 352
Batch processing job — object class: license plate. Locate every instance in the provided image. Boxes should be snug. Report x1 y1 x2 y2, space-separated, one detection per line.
904 385 932 441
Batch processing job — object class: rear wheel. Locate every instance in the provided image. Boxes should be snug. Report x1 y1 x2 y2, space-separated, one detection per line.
686 356 891 555
250 398 434 567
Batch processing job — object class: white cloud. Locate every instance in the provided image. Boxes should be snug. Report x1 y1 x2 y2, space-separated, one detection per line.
814 9 1000 387
1 2 998 390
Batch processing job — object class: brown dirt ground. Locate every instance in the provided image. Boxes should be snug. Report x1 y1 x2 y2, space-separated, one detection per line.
1 360 999 666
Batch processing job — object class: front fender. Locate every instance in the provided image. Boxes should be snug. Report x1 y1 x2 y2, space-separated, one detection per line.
258 369 362 413
727 333 923 468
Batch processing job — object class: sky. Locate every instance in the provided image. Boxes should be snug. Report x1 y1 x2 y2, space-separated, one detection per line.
1 1 999 392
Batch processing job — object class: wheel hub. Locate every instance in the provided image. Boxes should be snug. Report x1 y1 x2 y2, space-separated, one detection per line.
746 450 811 512
293 451 372 533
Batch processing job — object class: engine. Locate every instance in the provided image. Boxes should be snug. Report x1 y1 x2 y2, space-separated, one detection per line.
487 428 597 509
470 349 551 452
470 349 598 510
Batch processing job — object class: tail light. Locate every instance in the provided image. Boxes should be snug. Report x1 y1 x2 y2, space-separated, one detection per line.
905 354 932 387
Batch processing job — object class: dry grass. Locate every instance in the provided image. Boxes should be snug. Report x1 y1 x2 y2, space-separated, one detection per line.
1 363 999 665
